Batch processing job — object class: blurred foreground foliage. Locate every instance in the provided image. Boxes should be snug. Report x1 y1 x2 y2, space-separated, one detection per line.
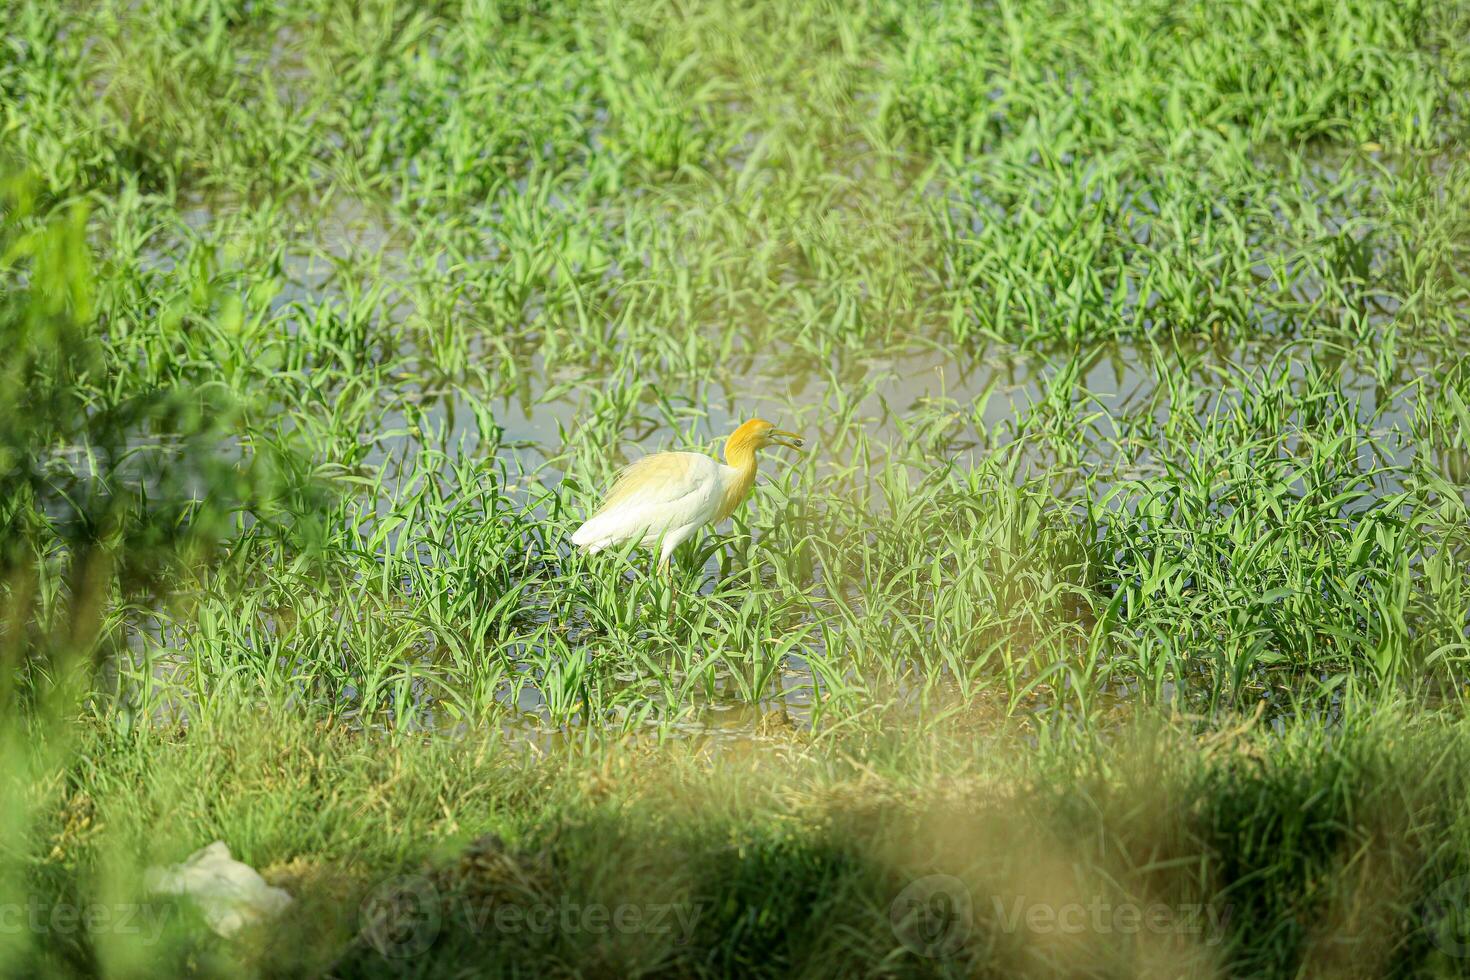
0 172 329 701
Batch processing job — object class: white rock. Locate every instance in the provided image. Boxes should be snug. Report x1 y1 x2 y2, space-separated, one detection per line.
144 841 293 937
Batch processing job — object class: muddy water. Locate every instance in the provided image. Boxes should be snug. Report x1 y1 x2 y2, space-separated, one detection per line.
159 191 1439 496
127 198 1461 742
364 333 1446 741
394 331 1434 497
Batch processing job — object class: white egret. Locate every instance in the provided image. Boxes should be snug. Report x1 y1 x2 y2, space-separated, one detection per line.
571 418 804 591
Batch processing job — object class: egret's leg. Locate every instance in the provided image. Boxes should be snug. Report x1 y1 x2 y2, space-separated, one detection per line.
659 554 677 627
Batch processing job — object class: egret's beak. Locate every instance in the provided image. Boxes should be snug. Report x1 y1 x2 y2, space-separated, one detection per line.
769 429 805 451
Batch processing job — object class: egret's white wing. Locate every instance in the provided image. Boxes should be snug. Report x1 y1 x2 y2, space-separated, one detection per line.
572 452 723 552
594 453 717 514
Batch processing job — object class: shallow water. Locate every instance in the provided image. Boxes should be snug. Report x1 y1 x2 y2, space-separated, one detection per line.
118 193 1466 743
394 329 1435 499
346 333 1448 739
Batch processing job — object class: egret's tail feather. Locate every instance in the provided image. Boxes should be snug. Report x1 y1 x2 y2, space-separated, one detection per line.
571 517 612 552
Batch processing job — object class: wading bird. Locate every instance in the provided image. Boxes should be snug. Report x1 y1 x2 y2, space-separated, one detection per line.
571 419 804 608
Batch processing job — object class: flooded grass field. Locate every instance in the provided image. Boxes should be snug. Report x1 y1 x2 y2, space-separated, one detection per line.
4 0 1470 975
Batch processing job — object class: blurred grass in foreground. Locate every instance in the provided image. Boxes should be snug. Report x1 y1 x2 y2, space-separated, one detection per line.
9 705 1470 977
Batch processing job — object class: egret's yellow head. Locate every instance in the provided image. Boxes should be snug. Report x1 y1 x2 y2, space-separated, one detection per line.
725 418 804 463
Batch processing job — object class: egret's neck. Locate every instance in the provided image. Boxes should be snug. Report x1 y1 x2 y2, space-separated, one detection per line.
716 442 758 521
